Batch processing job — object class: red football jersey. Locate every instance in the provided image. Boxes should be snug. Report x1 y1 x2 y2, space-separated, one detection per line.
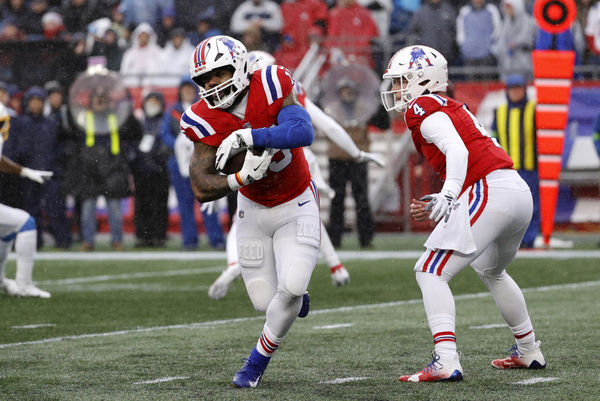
180 65 311 207
405 94 513 195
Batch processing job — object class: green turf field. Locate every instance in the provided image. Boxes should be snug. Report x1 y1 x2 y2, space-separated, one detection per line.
1 249 599 400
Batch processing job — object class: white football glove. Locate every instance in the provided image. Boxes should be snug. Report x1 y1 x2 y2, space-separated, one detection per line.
200 201 215 215
215 128 253 171
331 265 350 287
227 148 273 190
319 183 336 200
356 151 386 167
20 167 53 184
420 190 456 223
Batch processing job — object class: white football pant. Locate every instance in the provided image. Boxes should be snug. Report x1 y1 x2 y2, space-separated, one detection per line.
236 185 320 338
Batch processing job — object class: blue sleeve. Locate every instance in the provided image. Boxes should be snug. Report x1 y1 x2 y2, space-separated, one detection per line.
251 104 314 149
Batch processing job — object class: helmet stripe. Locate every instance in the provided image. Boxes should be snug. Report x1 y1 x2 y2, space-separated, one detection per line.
195 38 210 66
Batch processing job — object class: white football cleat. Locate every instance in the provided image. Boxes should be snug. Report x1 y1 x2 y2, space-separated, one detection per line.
0 278 23 296
208 264 241 300
330 264 350 286
492 340 546 369
399 353 463 382
17 284 51 298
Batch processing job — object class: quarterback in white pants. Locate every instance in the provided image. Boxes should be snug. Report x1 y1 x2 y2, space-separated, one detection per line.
380 45 545 382
0 104 52 298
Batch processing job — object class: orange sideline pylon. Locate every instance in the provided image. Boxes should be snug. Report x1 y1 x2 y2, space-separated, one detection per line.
532 50 575 246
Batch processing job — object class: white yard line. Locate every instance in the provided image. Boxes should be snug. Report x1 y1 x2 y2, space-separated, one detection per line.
313 323 354 330
319 377 368 384
513 377 559 385
37 266 224 285
469 323 507 330
2 279 598 350
134 376 190 385
10 249 600 261
11 324 56 329
52 284 209 292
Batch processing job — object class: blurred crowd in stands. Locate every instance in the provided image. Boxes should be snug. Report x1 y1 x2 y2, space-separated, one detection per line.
2 0 600 88
1 0 599 250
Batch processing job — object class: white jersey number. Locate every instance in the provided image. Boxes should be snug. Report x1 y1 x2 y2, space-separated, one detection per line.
268 149 292 172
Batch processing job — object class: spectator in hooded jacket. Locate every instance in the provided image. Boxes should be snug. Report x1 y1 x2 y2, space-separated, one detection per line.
120 22 164 87
456 0 501 80
495 0 537 80
158 27 194 87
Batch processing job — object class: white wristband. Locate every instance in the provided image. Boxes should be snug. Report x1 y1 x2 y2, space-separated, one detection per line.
227 173 244 191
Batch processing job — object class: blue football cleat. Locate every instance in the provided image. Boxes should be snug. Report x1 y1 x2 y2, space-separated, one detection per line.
232 348 271 388
298 291 310 318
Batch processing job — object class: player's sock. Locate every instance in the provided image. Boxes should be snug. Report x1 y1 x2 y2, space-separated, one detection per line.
430 315 457 360
511 319 536 352
416 272 458 360
255 326 283 357
0 238 13 279
479 271 536 349
263 289 302 342
14 229 36 287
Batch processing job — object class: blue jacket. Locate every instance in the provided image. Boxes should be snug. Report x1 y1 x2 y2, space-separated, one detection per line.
10 111 58 171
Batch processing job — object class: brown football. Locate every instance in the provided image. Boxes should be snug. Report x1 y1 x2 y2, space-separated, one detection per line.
219 150 246 175
218 147 267 175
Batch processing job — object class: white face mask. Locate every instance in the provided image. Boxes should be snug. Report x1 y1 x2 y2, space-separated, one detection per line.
144 101 162 117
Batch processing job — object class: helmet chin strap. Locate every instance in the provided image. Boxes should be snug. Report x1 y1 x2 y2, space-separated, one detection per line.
222 86 250 111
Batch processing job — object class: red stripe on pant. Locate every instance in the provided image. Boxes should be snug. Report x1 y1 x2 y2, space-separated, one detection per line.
436 250 454 276
422 250 436 273
470 178 488 226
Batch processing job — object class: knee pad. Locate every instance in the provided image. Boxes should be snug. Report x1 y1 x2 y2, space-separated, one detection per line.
282 258 314 297
246 279 276 312
478 270 507 287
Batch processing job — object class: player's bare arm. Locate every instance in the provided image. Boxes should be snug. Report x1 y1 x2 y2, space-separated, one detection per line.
189 141 231 202
410 198 429 221
0 156 22 175
281 89 302 108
